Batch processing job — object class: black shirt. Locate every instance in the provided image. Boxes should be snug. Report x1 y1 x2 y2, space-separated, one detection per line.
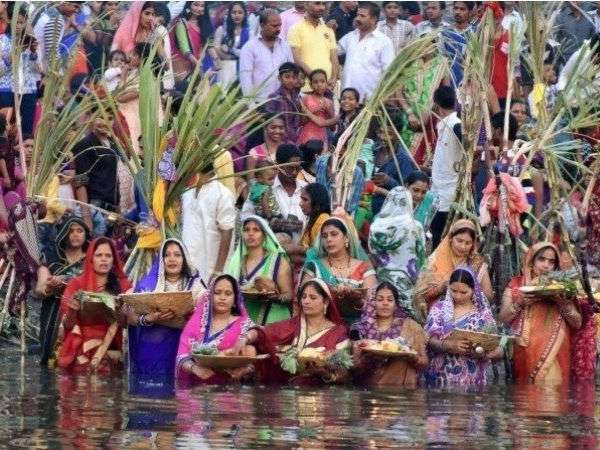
72 133 119 208
326 6 356 41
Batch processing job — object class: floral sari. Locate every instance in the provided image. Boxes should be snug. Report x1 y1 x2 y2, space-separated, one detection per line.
227 215 291 325
508 243 575 385
129 238 205 397
414 191 440 233
424 266 497 387
253 279 349 385
369 187 426 320
176 275 254 385
58 238 132 374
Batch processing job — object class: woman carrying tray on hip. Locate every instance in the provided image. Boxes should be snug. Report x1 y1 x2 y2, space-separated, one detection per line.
123 238 206 396
498 242 581 386
229 279 350 386
351 282 428 387
424 267 502 387
58 237 132 374
176 274 255 385
226 216 293 325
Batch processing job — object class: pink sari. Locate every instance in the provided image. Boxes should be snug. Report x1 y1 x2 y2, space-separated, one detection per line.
176 274 254 385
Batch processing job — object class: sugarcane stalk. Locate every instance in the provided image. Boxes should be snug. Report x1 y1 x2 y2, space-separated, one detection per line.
0 265 16 334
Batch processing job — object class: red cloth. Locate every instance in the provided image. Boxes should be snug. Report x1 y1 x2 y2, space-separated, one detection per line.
490 31 510 100
479 172 529 236
58 238 131 371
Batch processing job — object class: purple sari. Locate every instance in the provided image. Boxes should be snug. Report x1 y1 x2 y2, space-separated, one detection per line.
128 239 203 398
424 266 496 387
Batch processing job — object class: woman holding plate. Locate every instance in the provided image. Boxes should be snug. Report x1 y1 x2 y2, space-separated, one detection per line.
301 217 377 324
498 242 581 385
176 274 255 385
124 238 206 396
230 279 350 386
226 215 293 325
424 267 502 387
351 282 428 387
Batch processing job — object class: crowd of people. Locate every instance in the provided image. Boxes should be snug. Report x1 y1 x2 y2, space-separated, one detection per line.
0 1 599 398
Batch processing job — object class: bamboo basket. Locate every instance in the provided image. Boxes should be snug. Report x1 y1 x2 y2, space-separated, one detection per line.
78 293 118 326
192 354 269 370
448 329 511 353
120 291 194 329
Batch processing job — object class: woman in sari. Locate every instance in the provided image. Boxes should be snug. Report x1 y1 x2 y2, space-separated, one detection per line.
36 215 90 366
498 242 582 385
176 274 255 385
369 187 427 320
171 1 220 80
232 279 350 385
226 216 293 325
302 216 377 324
414 219 493 322
125 238 206 396
407 170 439 234
351 282 428 387
424 267 502 387
58 237 132 374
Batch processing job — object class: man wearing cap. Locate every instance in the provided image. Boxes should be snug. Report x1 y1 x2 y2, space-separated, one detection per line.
240 8 294 100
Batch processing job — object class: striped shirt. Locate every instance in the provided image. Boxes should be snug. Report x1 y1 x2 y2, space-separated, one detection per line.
377 19 415 54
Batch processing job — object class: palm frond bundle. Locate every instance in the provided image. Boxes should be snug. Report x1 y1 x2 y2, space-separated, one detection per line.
332 35 441 207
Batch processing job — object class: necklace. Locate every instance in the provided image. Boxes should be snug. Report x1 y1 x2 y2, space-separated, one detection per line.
327 255 351 279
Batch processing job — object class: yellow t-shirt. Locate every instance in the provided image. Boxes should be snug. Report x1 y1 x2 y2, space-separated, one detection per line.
288 19 336 88
214 151 235 195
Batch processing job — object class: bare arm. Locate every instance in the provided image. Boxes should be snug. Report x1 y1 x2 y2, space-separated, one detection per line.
276 257 293 302
214 228 233 274
74 185 93 231
291 47 312 76
498 287 521 325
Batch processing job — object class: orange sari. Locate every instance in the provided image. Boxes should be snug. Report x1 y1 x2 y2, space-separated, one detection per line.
509 243 573 385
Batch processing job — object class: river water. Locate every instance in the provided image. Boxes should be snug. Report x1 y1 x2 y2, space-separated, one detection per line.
0 347 598 449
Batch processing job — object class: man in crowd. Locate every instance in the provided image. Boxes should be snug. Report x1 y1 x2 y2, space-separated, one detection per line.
279 1 305 40
288 1 338 90
239 9 293 100
415 1 450 35
554 2 595 64
326 1 358 41
338 2 394 101
377 1 416 54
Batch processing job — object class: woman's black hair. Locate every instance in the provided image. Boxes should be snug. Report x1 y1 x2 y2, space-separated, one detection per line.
321 217 348 236
212 274 241 316
449 268 475 289
298 280 330 303
162 240 193 280
406 170 430 186
224 2 248 49
181 1 214 46
300 139 322 169
375 281 400 306
92 237 122 295
340 87 360 103
450 226 477 241
152 1 171 24
532 245 560 271
303 183 332 236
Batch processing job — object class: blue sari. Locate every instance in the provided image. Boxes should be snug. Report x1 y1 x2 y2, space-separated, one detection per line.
128 239 204 398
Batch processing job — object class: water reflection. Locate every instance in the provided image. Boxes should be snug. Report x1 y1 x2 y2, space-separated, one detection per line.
0 348 598 448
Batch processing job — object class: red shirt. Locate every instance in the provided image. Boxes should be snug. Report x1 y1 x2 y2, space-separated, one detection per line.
490 31 510 100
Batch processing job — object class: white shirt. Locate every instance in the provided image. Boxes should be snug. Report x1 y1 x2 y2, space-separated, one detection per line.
241 176 307 241
181 179 237 282
338 28 394 101
430 112 462 212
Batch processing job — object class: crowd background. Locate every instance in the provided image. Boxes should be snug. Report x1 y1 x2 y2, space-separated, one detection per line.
0 1 599 396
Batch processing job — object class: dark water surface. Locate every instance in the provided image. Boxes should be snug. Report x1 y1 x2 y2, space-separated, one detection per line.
0 347 598 449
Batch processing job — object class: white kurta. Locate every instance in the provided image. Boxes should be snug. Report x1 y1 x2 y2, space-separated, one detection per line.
181 179 237 282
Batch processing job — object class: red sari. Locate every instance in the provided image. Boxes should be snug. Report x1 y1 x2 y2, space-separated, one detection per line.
58 238 131 374
254 281 349 385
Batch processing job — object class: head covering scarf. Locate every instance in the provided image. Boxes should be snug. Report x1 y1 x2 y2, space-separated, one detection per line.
354 282 408 340
298 278 344 325
111 1 145 54
369 187 427 284
51 214 90 269
227 215 286 284
425 266 495 339
522 241 561 284
135 238 203 293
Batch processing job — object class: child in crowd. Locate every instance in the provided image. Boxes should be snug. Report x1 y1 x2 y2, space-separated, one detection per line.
298 69 336 146
103 49 127 92
528 59 558 118
265 62 302 144
336 87 361 141
249 160 280 220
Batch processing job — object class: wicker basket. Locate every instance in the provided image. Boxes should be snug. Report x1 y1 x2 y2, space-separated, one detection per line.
448 329 508 353
79 297 117 325
240 288 277 302
192 354 269 370
120 291 194 329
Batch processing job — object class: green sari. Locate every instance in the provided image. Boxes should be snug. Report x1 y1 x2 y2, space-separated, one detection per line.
226 215 291 325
